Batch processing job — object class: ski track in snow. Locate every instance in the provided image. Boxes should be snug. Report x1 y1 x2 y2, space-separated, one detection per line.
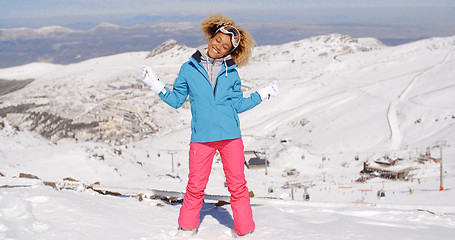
408 83 455 101
243 88 354 135
387 49 455 150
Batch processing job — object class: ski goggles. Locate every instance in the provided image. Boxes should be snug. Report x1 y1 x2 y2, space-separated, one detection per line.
216 25 241 51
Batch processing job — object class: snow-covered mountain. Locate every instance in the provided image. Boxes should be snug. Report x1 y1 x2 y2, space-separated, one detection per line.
0 33 453 152
1 34 455 239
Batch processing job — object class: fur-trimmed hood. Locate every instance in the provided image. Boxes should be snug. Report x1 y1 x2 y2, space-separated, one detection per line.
201 14 255 67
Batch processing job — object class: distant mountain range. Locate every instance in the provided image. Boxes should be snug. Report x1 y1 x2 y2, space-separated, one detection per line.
0 23 204 68
0 22 431 68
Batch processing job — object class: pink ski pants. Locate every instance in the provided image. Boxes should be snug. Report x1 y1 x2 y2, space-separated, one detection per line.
178 138 255 235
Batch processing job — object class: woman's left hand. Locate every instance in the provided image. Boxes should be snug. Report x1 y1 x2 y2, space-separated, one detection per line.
257 80 279 101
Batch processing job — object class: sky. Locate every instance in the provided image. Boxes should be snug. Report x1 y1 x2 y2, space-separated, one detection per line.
1 0 455 25
1 0 455 47
2 0 455 16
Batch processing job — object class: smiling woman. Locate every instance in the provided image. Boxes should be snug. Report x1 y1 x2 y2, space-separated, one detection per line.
207 32 233 59
139 14 279 237
200 14 255 67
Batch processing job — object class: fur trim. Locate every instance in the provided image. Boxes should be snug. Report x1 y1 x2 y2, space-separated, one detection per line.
201 14 255 67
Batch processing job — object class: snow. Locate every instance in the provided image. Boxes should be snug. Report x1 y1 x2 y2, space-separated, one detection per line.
0 62 63 80
1 34 455 239
2 186 455 240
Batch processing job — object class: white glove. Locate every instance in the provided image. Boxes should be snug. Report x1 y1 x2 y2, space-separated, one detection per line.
141 65 165 94
257 80 279 101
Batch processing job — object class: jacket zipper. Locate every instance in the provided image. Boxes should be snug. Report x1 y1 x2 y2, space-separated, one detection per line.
213 78 219 99
213 62 229 99
210 61 217 98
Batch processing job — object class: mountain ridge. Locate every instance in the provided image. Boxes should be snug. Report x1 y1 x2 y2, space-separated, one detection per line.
0 34 454 153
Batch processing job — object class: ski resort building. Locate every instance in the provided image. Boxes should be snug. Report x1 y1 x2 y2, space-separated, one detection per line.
361 161 413 181
244 150 269 169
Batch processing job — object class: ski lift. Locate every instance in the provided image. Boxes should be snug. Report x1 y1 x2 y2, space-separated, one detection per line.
303 192 310 201
377 181 386 199
303 187 310 201
377 190 385 199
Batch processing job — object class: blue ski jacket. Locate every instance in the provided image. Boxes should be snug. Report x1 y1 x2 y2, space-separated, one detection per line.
158 50 262 143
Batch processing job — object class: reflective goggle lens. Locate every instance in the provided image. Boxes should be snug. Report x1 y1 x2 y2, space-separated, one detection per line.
218 26 241 50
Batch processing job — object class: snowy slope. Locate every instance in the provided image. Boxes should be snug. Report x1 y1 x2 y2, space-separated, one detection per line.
1 34 455 239
2 184 455 240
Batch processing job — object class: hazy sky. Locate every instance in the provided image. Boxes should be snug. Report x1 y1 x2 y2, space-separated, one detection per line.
2 0 455 23
2 0 454 16
1 0 455 46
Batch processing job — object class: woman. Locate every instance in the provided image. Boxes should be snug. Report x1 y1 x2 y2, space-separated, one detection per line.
141 14 279 237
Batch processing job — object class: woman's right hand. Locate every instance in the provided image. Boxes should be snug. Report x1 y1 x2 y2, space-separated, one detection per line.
141 65 165 94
